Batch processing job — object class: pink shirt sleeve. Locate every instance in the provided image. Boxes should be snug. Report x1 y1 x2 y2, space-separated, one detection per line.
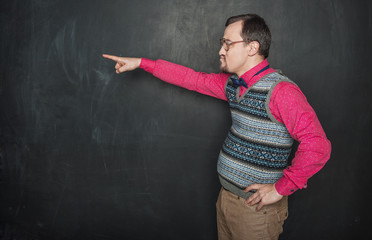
270 82 332 196
140 58 229 101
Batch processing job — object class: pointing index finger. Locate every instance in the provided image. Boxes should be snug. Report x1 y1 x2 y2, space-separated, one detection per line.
102 54 120 62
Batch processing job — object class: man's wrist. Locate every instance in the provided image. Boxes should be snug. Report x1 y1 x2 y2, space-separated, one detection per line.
275 177 299 196
139 58 156 74
273 183 283 197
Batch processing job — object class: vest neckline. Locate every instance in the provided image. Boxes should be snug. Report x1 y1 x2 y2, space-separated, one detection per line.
234 72 276 103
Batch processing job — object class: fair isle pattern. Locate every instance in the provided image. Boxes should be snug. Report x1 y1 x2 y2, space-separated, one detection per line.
217 72 294 189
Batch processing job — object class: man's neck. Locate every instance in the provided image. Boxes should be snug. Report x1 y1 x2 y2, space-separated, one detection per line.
236 56 265 77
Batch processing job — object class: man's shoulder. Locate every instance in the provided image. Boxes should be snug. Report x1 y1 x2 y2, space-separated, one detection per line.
262 72 297 88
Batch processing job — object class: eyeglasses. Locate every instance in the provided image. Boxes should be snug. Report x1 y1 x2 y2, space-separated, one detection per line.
220 38 247 51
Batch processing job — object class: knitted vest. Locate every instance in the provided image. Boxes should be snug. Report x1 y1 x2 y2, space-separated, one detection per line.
217 72 294 198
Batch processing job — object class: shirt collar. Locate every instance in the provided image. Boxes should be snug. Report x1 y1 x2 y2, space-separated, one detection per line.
238 59 270 88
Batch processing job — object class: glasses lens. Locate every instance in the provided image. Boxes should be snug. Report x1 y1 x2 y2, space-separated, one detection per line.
220 39 228 50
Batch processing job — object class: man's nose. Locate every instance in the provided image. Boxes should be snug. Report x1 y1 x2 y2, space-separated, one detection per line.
219 46 226 56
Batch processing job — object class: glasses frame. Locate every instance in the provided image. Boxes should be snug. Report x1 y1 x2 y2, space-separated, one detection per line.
220 38 248 51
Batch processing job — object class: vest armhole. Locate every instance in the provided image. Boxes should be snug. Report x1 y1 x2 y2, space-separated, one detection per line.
265 79 297 125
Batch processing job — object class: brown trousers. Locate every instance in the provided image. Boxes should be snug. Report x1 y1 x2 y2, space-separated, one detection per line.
216 187 288 240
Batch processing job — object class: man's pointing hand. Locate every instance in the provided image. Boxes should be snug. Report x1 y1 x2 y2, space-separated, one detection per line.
102 54 141 74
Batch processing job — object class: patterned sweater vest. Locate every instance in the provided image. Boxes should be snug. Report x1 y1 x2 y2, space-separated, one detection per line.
217 72 294 198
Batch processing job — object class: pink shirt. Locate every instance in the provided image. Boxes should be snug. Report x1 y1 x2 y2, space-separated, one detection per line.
140 58 331 196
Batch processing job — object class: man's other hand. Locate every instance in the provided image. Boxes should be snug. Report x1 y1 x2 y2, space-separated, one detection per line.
244 183 283 211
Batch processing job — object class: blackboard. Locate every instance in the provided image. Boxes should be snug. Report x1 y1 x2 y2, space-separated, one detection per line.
1 0 371 239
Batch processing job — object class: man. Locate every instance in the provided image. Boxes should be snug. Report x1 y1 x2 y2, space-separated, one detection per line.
103 14 331 240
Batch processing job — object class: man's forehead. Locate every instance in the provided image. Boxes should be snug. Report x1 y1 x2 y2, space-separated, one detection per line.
223 20 243 39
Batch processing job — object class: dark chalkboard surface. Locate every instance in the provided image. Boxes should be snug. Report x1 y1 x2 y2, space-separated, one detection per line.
1 0 371 239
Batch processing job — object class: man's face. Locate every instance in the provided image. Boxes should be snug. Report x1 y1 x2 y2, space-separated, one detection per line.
219 21 250 75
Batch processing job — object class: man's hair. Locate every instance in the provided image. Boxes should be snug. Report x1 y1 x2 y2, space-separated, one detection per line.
225 14 271 58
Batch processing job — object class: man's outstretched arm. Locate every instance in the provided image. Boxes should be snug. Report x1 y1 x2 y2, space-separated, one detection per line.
102 54 230 100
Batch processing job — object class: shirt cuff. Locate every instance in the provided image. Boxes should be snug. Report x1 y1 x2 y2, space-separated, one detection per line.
139 58 156 74
275 177 300 196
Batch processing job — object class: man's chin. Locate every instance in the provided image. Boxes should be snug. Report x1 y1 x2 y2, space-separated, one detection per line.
220 65 233 74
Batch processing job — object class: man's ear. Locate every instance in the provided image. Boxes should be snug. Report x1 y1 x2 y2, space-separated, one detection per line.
247 41 260 56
